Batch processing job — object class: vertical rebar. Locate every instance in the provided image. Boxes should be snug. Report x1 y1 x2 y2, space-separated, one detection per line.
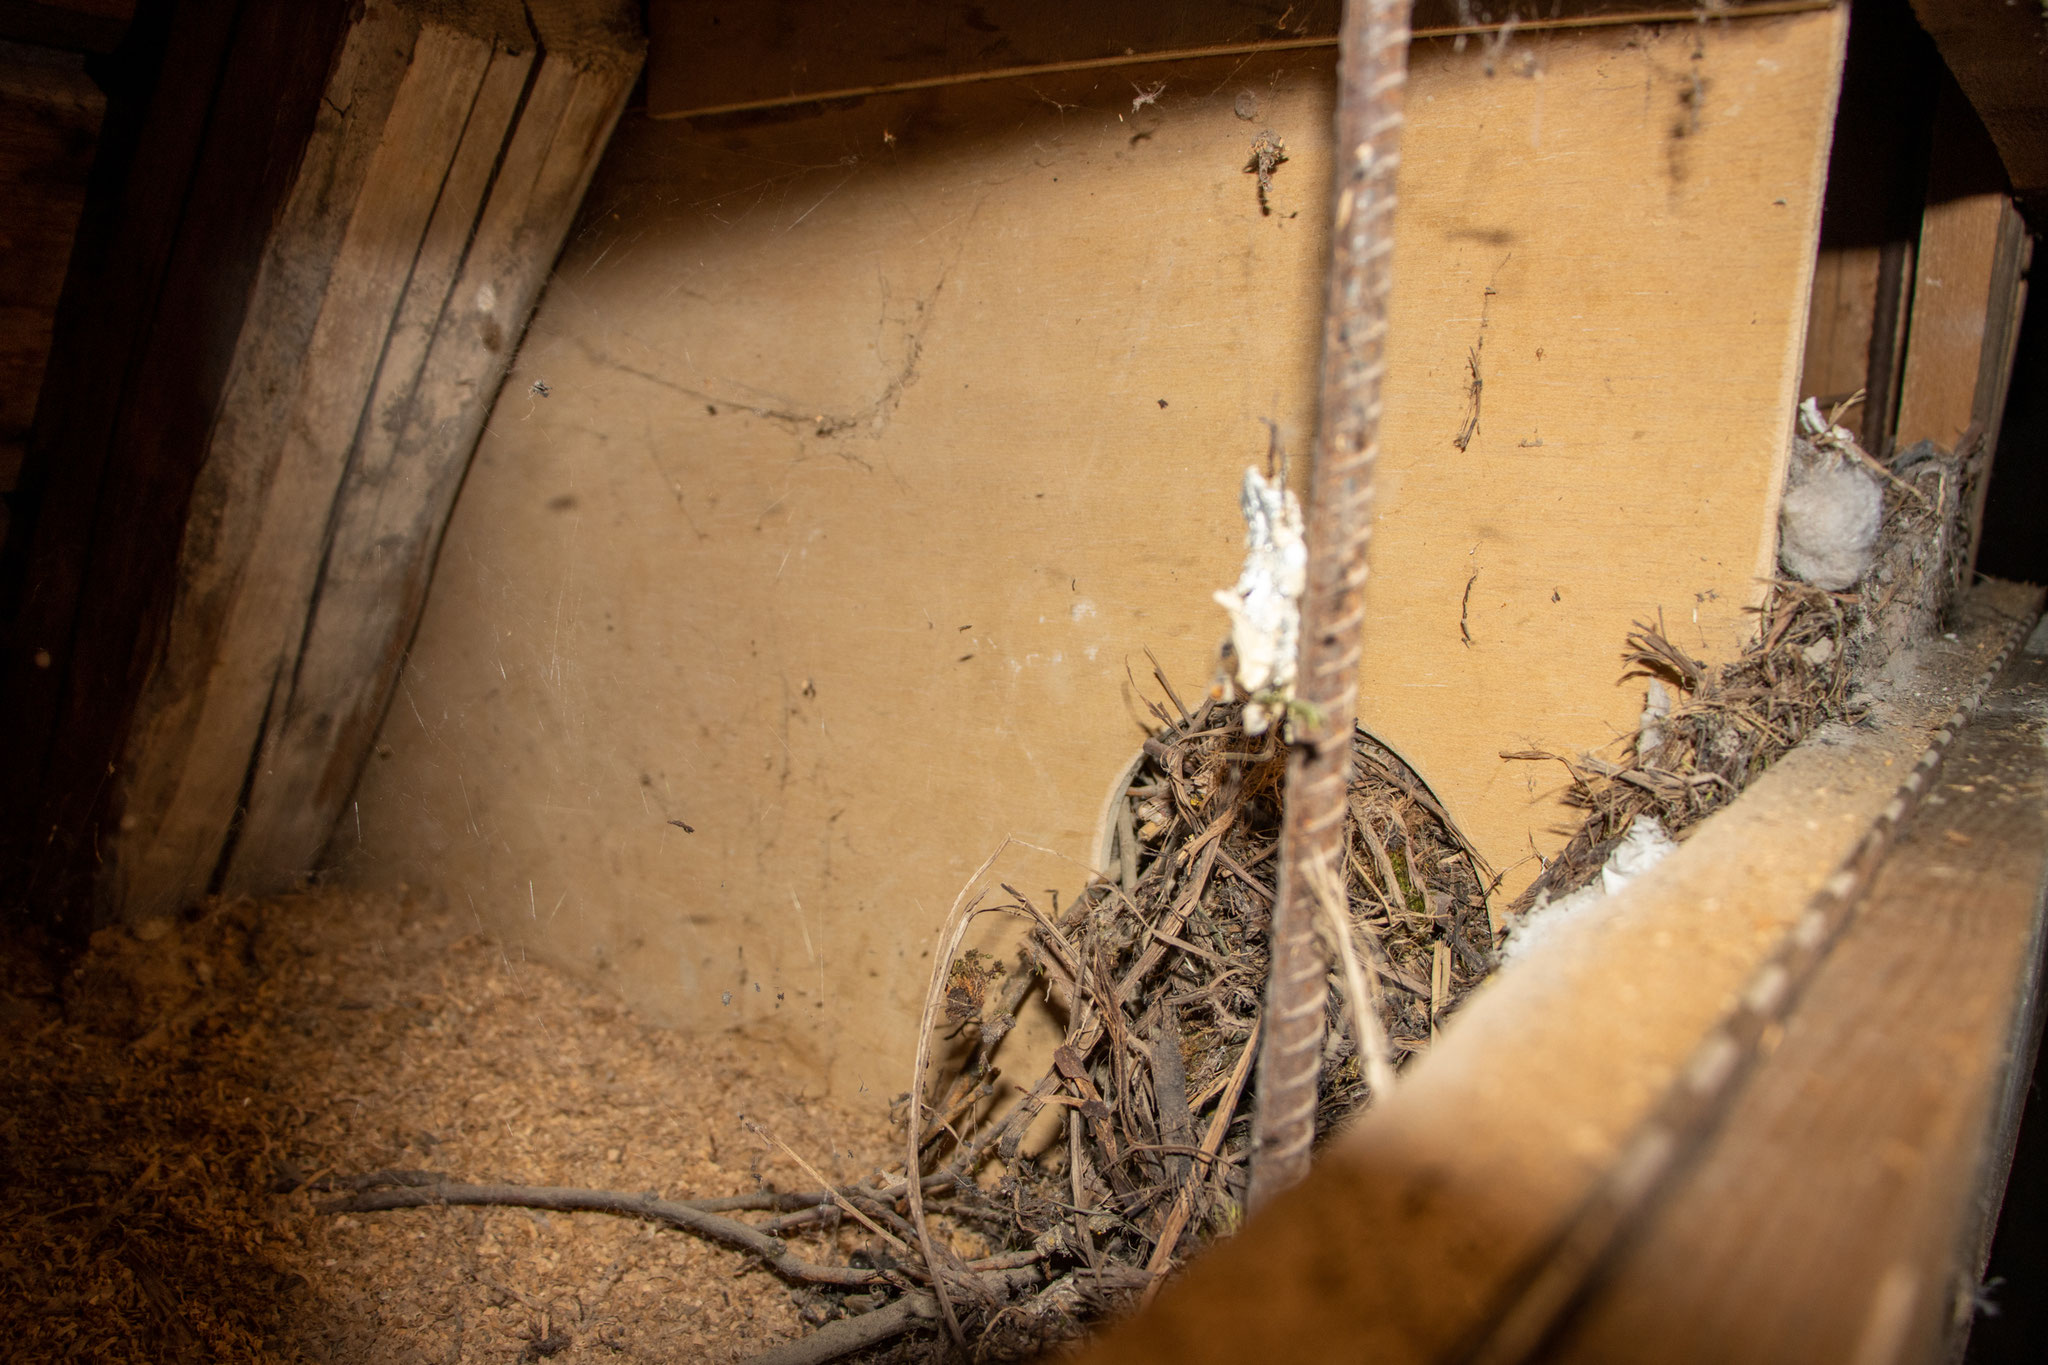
1248 0 1413 1210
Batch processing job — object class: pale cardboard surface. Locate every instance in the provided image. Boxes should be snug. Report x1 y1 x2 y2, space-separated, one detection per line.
348 12 1845 1094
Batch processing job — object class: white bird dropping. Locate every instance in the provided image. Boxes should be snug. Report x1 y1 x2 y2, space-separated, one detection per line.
1214 466 1306 736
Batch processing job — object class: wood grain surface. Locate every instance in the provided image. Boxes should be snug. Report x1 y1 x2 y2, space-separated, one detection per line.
226 4 640 893
645 0 1832 120
109 1 492 920
1555 607 2048 1363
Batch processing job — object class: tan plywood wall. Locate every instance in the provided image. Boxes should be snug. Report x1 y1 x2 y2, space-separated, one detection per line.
346 10 1846 1094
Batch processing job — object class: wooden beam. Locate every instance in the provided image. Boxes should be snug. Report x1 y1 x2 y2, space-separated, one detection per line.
646 0 1831 120
1801 0 1943 455
1895 84 2028 458
0 0 349 930
1895 209 2028 463
1553 613 2048 1363
1799 243 1882 410
95 0 645 921
1909 0 2048 226
1960 211 2030 573
224 0 644 893
107 0 531 922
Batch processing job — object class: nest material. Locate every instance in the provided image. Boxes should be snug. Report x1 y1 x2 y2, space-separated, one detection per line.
891 692 1496 1359
1504 582 1854 912
1507 430 1976 913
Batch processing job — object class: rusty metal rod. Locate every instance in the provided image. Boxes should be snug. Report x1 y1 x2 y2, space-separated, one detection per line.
1248 0 1413 1210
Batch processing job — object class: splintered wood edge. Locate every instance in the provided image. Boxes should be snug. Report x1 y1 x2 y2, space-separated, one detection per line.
1073 578 2046 1365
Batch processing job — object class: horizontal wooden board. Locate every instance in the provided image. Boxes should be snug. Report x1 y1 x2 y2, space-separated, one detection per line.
647 0 1832 118
1556 605 2048 1364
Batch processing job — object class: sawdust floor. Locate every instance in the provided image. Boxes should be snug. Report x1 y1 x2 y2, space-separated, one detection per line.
0 888 899 1363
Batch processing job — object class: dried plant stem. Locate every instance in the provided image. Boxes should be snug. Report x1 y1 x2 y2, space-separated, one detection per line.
1252 0 1413 1209
1140 1019 1261 1307
745 1120 914 1260
736 1266 1045 1365
321 1183 886 1287
1307 855 1398 1099
738 1294 936 1365
906 839 1018 1346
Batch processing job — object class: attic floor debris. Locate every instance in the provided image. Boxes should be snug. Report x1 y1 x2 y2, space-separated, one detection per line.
0 891 894 1363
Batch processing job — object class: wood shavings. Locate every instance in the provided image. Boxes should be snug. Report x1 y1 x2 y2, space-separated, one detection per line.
0 890 895 1363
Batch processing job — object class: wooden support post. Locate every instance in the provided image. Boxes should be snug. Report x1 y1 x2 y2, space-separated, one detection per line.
224 0 643 892
111 0 538 922
1798 243 1882 412
1894 82 2028 457
1 0 642 929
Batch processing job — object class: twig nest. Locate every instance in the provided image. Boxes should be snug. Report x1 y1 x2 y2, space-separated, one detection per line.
1780 436 1881 591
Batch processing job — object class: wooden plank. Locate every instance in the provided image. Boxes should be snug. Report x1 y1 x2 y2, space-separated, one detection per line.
1798 244 1881 410
1554 617 2048 1364
1961 206 2029 572
1893 190 2014 452
1895 82 2023 455
108 4 509 920
1805 0 1943 455
1073 581 2042 1365
1909 0 2048 221
0 0 349 929
224 2 643 892
646 0 1830 121
1353 8 1848 897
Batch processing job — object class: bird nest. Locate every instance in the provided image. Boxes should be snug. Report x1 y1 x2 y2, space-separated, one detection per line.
886 685 1499 1360
1507 424 1978 914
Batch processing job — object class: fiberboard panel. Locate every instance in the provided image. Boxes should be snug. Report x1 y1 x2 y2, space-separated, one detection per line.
351 10 1846 1093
